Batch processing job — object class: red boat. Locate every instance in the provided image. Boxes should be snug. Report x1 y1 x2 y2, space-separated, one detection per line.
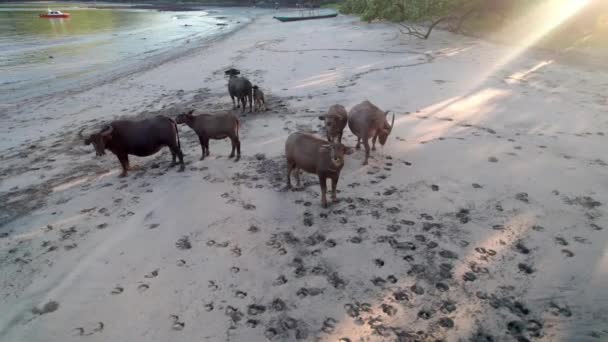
39 10 70 18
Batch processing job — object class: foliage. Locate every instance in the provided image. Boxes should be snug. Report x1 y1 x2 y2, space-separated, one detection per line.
340 0 477 22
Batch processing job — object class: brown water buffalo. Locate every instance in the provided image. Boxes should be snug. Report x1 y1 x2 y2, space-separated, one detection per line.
83 115 184 177
285 132 353 208
318 104 347 143
225 68 253 113
252 85 266 112
347 100 394 165
175 110 241 161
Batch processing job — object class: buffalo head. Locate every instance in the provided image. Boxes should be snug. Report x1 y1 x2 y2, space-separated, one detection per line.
84 125 113 156
320 142 354 169
224 68 241 78
175 109 196 125
378 111 395 146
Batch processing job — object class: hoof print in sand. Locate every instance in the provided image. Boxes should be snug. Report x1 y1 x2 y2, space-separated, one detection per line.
439 317 454 329
111 286 124 295
32 301 59 315
417 309 433 320
518 263 535 274
247 304 266 316
144 269 159 278
381 303 397 316
321 318 337 333
170 315 185 331
175 236 192 250
137 283 150 292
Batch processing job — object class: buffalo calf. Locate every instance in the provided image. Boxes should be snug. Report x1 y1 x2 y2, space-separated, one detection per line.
175 110 241 161
252 85 266 112
318 104 347 143
84 115 184 177
285 132 353 208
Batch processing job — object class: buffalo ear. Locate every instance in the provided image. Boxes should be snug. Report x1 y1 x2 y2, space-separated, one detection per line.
84 137 91 146
187 109 195 115
318 115 326 121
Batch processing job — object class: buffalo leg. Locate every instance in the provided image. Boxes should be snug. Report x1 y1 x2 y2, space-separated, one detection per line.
338 132 343 144
286 162 294 189
168 144 185 172
229 136 236 158
294 168 301 188
319 175 328 208
231 95 237 109
198 136 206 160
204 138 210 156
248 94 253 113
331 175 339 202
371 135 377 151
363 138 370 165
240 97 246 113
235 136 241 162
356 138 361 150
117 154 129 177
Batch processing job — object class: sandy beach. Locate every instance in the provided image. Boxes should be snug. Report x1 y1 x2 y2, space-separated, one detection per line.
1 11 607 342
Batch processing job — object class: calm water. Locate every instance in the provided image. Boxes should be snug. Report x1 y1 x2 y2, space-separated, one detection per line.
0 2 248 103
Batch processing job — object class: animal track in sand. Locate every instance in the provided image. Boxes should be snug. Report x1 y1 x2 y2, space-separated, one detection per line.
137 283 149 292
518 263 535 274
170 315 185 331
561 249 575 257
144 269 158 278
175 236 192 250
111 286 123 295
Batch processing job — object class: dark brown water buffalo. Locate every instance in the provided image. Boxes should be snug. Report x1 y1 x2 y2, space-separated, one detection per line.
318 104 347 143
347 100 395 165
225 68 253 113
285 132 353 208
175 110 241 161
83 115 184 177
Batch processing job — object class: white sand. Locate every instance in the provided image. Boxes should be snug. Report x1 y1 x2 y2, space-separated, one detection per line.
1 13 607 342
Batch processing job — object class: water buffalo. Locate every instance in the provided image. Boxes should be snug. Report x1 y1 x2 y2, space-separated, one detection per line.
285 132 353 208
318 104 347 143
175 110 241 161
225 68 253 113
252 85 266 112
83 115 184 177
347 100 394 165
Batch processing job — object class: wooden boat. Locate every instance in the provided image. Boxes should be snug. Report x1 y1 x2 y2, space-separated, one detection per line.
273 11 337 22
39 10 70 18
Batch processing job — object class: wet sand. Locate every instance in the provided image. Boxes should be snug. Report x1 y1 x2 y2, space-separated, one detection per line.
1 13 607 342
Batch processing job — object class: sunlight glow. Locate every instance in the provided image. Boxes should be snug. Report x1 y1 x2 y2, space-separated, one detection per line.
506 60 554 84
471 0 591 87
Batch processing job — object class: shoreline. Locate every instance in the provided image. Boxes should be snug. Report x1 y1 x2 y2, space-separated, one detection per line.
1 12 607 342
1 8 261 111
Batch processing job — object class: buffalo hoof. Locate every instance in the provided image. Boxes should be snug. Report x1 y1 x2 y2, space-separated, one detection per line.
235 156 240 162
119 172 128 178
355 145 361 150
178 166 185 172
362 161 368 166
372 147 376 151
229 154 234 158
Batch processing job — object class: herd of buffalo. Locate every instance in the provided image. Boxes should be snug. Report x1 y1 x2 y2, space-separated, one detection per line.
83 68 395 207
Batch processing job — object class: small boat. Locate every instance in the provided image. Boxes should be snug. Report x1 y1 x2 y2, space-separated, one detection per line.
39 10 70 18
273 10 337 22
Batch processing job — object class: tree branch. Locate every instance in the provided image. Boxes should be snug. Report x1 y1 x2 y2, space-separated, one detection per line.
398 15 457 40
